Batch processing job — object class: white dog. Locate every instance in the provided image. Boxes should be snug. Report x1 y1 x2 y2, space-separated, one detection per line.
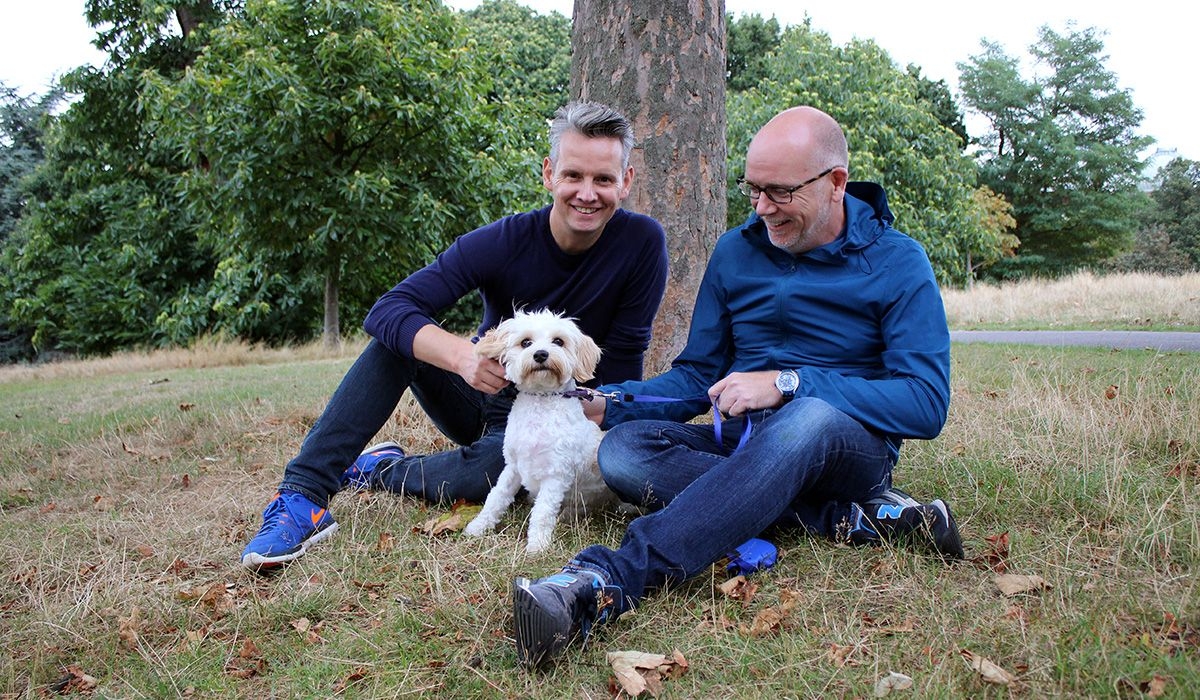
463 309 615 553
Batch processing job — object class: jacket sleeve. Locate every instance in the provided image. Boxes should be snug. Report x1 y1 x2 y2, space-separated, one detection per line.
797 253 951 440
599 249 733 426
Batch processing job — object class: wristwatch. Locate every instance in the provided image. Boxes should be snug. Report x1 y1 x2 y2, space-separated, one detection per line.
775 369 799 401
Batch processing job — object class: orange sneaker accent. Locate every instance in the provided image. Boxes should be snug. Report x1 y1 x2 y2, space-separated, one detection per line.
310 508 326 526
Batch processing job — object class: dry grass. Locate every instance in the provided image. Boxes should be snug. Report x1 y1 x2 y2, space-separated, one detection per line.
942 271 1200 331
1 273 1198 697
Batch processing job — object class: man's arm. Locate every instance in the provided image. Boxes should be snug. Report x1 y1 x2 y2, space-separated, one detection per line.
410 324 509 394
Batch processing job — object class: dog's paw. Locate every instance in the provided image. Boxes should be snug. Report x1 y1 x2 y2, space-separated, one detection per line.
463 519 490 537
524 533 551 554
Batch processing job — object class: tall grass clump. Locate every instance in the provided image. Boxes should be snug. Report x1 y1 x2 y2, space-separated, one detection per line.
943 270 1200 331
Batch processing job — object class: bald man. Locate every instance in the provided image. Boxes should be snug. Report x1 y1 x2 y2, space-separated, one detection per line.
509 106 962 668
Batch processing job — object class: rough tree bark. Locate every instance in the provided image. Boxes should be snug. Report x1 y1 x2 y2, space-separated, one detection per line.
570 0 727 374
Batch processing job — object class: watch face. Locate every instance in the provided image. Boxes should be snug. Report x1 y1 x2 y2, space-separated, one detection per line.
777 370 799 393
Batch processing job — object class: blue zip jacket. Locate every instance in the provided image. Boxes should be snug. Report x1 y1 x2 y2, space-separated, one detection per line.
602 182 950 460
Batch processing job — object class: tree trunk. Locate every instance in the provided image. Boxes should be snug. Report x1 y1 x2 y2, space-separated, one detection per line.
323 263 341 350
570 0 727 374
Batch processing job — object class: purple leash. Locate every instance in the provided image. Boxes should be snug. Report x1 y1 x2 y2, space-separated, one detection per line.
564 388 752 453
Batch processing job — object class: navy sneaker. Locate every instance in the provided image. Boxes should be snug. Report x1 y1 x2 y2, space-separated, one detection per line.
848 497 964 560
341 441 404 490
241 491 338 572
511 570 620 668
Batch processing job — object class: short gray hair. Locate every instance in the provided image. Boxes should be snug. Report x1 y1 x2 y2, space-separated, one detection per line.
548 101 636 170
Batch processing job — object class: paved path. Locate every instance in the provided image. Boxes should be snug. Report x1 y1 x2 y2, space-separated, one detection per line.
950 330 1200 352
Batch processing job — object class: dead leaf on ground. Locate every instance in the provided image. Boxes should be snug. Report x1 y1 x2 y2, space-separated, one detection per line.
606 649 688 697
994 573 1051 596
743 588 801 637
980 531 1010 573
1116 674 1170 698
961 649 1016 685
718 575 758 604
224 637 266 679
376 532 395 553
416 504 482 536
874 671 914 696
828 642 865 667
118 607 141 649
49 665 98 693
179 402 195 411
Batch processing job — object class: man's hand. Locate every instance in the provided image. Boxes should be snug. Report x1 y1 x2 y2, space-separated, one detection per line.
708 371 785 416
412 324 510 394
459 352 509 394
579 389 608 426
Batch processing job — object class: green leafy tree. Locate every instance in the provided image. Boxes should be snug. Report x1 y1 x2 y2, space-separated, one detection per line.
726 23 997 284
0 1 242 358
959 24 1152 276
0 85 63 242
726 12 782 92
145 0 524 348
1141 157 1200 268
906 65 967 148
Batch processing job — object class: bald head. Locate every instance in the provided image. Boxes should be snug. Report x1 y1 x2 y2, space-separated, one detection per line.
741 106 850 254
748 106 848 175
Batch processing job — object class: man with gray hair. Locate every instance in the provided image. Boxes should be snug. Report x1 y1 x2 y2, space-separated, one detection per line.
511 105 963 668
241 101 669 573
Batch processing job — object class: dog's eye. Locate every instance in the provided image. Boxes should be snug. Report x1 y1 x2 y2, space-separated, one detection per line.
552 337 565 347
520 339 533 348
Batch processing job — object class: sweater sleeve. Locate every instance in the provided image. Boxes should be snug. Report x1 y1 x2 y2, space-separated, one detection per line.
362 231 487 358
592 220 670 384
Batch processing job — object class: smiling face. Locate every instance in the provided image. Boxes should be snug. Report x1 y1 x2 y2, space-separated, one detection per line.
743 107 848 255
542 130 634 254
475 309 602 393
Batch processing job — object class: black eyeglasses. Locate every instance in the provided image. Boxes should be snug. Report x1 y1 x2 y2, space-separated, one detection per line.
736 166 839 204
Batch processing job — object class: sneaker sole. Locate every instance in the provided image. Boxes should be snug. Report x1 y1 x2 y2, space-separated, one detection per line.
241 521 341 571
512 577 571 668
361 441 402 455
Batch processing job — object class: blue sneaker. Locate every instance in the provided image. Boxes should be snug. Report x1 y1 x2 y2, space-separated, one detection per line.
341 441 405 490
511 569 622 668
241 491 339 572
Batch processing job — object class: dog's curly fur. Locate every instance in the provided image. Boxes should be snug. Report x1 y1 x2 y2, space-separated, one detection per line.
463 309 615 553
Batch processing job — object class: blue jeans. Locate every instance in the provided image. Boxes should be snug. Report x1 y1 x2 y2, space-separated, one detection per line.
279 339 510 508
573 397 894 610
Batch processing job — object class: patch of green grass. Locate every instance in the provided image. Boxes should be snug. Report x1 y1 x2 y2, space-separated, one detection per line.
1 344 1197 697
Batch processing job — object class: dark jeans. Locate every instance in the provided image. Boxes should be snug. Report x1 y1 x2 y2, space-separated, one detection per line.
572 397 895 610
279 339 511 508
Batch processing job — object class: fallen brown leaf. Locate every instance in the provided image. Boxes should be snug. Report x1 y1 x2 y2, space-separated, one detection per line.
718 575 758 604
994 573 1051 596
874 671 913 696
606 649 688 697
416 504 483 536
961 649 1016 685
118 607 141 650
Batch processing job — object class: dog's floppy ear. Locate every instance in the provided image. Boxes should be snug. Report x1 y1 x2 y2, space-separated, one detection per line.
572 334 602 383
475 323 509 361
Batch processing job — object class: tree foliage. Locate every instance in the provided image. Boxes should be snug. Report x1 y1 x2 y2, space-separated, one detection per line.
906 65 967 148
0 85 63 243
959 24 1152 276
725 21 1001 284
0 1 233 358
144 0 525 346
1144 158 1200 267
725 12 781 92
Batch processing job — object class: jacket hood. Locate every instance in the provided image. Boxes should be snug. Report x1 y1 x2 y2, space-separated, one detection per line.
739 181 894 265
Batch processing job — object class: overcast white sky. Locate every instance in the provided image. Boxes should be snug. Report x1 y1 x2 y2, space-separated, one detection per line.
3 1 1194 161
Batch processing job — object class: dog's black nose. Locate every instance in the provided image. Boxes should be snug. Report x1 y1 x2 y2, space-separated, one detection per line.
533 349 549 363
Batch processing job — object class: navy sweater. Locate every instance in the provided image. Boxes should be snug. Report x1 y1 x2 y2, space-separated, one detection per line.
364 206 669 385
